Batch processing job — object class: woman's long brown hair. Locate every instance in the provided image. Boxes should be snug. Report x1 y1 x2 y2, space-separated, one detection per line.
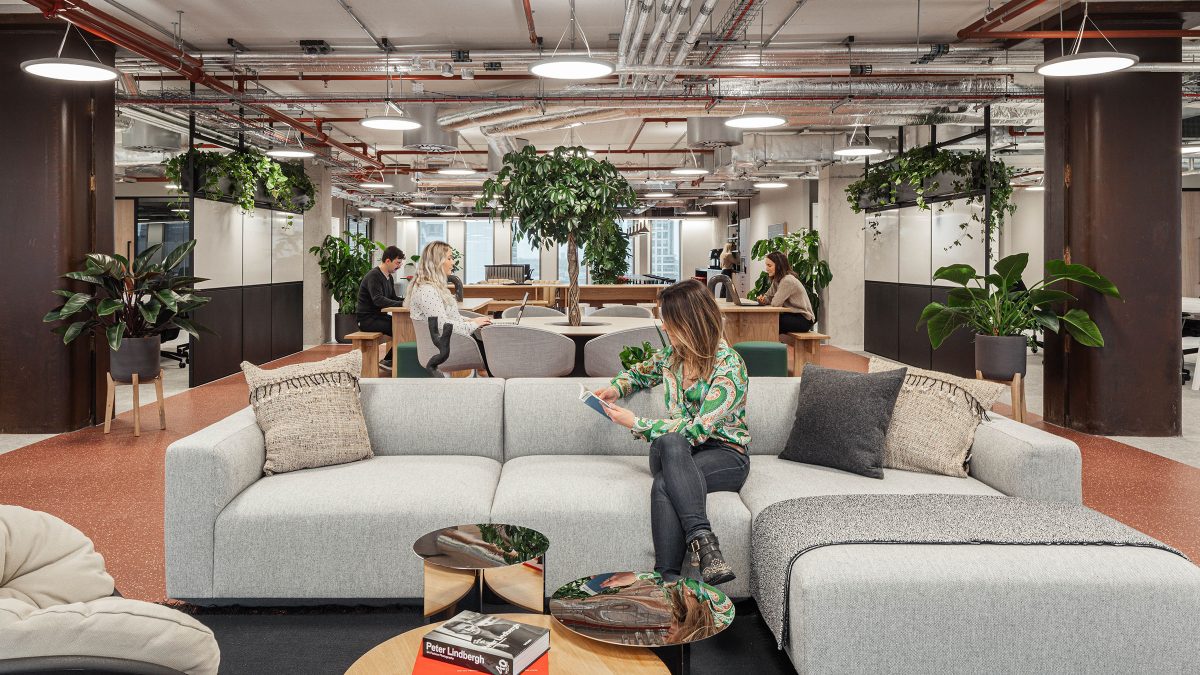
658 279 724 383
766 251 795 283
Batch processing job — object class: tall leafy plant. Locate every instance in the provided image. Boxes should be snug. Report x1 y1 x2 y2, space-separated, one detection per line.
749 230 833 316
43 241 210 351
309 233 384 316
918 253 1120 349
478 145 636 325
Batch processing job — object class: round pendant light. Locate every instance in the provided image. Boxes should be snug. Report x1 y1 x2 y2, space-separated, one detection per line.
709 198 738 205
359 206 382 212
671 166 709 176
1184 144 1200 155
834 137 885 157
754 180 788 189
437 167 477 176
1036 51 1138 77
265 147 315 158
361 114 421 130
683 208 709 216
725 113 787 129
1024 185 1046 192
530 57 614 80
21 57 120 82
644 191 673 199
360 180 392 189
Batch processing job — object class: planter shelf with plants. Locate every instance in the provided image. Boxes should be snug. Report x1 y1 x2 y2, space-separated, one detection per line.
164 148 317 219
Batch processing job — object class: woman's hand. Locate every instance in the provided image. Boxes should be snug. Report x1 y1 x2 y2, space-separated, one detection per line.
604 403 636 429
471 316 493 327
594 386 619 403
756 295 768 305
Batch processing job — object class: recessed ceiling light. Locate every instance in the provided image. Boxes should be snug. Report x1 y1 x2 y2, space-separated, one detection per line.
754 180 788 189
361 115 422 131
725 113 787 129
529 57 614 80
359 207 382 212
644 191 673 198
671 167 710 176
21 57 120 82
360 181 392 189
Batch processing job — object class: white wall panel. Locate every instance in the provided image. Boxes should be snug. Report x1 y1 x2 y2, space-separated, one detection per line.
242 207 273 286
864 211 899 283
271 212 304 283
932 200 987 286
898 207 932 285
193 199 242 290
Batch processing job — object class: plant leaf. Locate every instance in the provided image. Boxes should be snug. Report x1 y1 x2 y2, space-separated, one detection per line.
63 271 102 284
1060 308 1104 347
58 292 92 319
993 253 1028 289
1027 289 1075 306
105 323 126 351
63 321 87 344
96 298 124 316
163 240 197 272
138 300 161 325
1033 308 1060 333
924 306 968 349
134 243 163 271
1045 260 1121 298
932 264 977 286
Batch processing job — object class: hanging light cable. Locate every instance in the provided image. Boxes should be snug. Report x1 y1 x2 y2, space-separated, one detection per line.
530 0 614 80
362 56 422 130
266 127 316 159
1035 2 1138 77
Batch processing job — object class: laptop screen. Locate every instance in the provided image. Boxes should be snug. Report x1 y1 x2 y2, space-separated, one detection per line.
514 292 530 325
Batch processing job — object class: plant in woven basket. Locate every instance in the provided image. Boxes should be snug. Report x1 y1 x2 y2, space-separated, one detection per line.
478 145 636 325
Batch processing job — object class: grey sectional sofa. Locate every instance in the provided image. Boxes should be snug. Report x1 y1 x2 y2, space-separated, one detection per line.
165 377 1200 673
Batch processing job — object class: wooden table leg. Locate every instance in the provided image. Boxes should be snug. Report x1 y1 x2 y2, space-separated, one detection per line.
1012 372 1026 423
155 369 166 430
391 312 401 378
104 373 115 434
131 372 141 437
804 340 821 366
362 342 380 378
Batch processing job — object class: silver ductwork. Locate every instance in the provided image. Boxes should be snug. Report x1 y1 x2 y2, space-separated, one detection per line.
386 173 416 192
732 133 847 167
121 120 183 153
438 104 535 131
687 117 743 148
402 104 460 152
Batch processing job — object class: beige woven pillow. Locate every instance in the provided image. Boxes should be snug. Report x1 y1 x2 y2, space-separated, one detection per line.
868 357 1006 477
242 351 373 476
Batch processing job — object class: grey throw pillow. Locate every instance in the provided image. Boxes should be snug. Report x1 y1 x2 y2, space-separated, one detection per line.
779 364 907 479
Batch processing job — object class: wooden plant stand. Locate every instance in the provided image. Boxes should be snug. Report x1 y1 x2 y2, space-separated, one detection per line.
104 370 165 437
976 370 1026 423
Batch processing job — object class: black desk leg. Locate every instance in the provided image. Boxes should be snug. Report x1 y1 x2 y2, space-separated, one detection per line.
652 644 689 675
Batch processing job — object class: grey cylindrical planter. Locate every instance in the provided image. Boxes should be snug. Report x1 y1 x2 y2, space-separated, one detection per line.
334 314 358 344
975 334 1027 381
110 335 161 382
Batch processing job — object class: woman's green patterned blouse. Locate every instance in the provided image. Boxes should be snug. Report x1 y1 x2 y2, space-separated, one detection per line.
610 341 750 451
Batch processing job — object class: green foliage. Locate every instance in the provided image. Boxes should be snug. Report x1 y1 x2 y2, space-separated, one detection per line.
308 233 384 315
748 230 833 316
619 325 668 369
917 253 1121 350
476 524 549 565
44 241 211 351
406 248 461 273
477 145 636 323
583 223 631 285
163 148 317 218
845 147 1017 250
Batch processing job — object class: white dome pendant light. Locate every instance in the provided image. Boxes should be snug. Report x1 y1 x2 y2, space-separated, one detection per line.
530 0 614 80
22 23 121 83
361 57 422 130
1036 2 1138 77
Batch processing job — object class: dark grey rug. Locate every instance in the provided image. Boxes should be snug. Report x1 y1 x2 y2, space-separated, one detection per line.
190 601 794 675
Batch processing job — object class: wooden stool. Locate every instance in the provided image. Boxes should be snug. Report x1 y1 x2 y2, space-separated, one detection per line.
104 370 165 437
781 332 831 376
346 331 393 378
977 370 1026 423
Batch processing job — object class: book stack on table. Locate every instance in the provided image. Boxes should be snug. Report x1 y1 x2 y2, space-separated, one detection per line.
416 611 549 675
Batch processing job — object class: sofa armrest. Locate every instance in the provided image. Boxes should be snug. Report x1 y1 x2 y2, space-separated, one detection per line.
164 408 264 599
968 416 1082 504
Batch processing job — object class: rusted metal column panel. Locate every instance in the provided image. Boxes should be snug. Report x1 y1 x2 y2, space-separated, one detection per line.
1043 21 1182 435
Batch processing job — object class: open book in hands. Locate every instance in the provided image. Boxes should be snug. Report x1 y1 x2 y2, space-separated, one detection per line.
578 384 616 420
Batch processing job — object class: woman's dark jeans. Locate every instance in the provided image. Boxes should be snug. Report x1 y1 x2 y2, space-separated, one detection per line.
649 432 750 577
779 312 814 334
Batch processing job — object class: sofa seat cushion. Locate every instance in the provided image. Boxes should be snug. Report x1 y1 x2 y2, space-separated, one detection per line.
786 544 1200 674
211 456 501 599
489 455 753 598
739 456 1000 520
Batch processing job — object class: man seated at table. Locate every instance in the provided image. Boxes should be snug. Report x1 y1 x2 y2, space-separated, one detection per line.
356 245 405 369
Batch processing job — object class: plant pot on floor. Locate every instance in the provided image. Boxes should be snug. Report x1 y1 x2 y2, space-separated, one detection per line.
110 336 162 382
334 314 358 344
975 334 1027 381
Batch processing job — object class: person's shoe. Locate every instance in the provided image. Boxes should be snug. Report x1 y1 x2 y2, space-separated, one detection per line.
688 531 735 585
682 549 703 581
378 359 392 373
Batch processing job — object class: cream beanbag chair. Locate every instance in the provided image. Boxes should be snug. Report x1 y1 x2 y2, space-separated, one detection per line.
0 505 219 675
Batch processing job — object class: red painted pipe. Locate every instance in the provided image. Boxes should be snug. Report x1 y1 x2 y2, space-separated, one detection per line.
958 0 1048 38
704 0 760 66
522 0 539 46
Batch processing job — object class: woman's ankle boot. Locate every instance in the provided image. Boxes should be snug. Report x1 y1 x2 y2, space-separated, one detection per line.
688 531 735 585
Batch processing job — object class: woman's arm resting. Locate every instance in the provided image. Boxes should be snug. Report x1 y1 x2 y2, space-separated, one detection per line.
631 370 746 444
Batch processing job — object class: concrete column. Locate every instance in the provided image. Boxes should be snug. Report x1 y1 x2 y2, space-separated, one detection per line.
1042 16 1182 435
0 17 114 432
817 164 866 350
302 160 332 347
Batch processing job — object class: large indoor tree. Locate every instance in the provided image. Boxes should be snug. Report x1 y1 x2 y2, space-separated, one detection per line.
477 145 636 325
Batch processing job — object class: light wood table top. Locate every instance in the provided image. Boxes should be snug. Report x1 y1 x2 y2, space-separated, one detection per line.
714 299 795 313
345 613 668 675
381 297 495 316
502 316 661 337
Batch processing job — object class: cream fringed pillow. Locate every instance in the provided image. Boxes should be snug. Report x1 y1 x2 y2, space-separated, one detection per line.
868 357 1006 477
241 351 373 476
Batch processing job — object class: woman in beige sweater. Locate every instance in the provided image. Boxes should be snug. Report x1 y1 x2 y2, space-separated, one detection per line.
755 251 815 333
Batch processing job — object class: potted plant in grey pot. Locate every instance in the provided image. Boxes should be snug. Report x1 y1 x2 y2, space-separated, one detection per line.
918 253 1120 380
309 232 383 343
44 241 210 382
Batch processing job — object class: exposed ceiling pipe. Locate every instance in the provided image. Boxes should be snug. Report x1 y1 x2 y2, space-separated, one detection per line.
660 0 720 90
616 0 639 68
763 0 810 48
648 0 693 71
521 0 539 46
335 0 391 52
438 104 536 130
632 0 678 87
621 0 656 81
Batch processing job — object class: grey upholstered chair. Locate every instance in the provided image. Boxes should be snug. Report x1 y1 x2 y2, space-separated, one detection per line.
480 325 575 377
583 325 667 377
411 317 487 375
707 273 732 300
591 305 654 318
501 305 564 318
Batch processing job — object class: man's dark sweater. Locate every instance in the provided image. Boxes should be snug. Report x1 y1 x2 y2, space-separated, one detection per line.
356 266 404 324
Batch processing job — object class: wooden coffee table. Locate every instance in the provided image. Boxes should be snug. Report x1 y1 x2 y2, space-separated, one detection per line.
345 613 668 675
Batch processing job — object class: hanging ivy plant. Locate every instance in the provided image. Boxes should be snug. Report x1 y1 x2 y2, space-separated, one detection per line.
845 147 1016 250
163 149 226 201
162 148 318 224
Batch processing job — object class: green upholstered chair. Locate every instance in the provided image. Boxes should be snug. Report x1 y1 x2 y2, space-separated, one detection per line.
732 341 789 377
393 342 431 378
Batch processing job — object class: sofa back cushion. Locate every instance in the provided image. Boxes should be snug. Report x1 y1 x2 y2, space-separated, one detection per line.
359 379 504 461
504 377 802 459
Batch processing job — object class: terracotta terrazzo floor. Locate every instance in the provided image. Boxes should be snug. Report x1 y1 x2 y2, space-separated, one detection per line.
0 344 1196 603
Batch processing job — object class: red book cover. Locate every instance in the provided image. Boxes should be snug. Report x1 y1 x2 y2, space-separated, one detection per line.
411 652 548 675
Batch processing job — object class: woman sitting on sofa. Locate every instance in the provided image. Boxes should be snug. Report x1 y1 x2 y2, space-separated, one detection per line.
754 250 815 334
594 279 750 586
406 240 492 358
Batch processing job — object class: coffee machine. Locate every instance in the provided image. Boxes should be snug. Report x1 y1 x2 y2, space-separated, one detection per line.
709 248 722 269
